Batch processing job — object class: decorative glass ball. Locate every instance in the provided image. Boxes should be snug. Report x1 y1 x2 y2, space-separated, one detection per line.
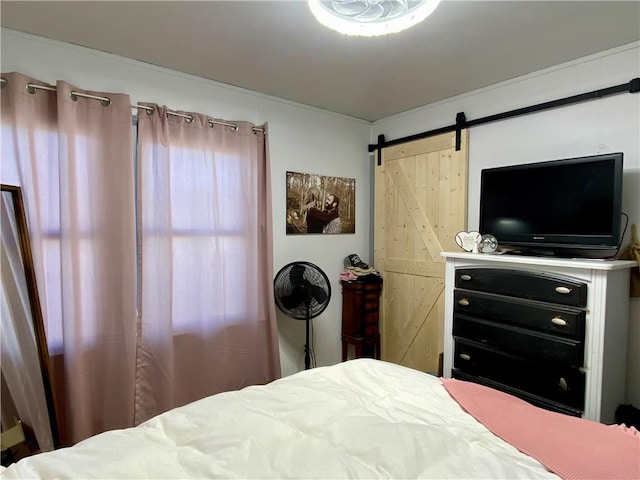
478 234 498 253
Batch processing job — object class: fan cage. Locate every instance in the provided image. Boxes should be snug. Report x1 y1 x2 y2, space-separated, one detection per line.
274 261 331 320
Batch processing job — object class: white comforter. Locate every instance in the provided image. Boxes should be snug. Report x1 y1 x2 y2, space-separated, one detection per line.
1 359 557 479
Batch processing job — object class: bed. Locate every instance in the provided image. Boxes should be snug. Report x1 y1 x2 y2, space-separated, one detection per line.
1 358 638 479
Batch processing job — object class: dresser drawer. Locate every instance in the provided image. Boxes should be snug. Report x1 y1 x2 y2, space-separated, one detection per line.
345 281 383 293
362 295 379 312
452 370 582 417
454 315 583 367
454 289 585 340
361 312 379 336
455 268 587 307
453 339 585 410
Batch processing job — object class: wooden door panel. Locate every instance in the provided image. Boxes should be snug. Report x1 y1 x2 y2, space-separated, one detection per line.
383 135 454 160
382 259 444 278
387 157 442 261
403 293 443 372
375 131 468 374
382 273 444 369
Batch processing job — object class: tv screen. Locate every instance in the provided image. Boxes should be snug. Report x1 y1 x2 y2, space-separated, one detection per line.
479 152 623 257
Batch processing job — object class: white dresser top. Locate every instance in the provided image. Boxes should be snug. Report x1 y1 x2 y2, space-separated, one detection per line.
441 251 637 271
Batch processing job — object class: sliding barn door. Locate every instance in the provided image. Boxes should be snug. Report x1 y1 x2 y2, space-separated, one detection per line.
374 131 468 374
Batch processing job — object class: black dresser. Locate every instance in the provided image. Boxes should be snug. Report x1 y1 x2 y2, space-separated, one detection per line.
452 267 587 416
441 252 636 423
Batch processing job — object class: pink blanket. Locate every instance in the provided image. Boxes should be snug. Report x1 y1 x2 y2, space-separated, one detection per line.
442 378 640 480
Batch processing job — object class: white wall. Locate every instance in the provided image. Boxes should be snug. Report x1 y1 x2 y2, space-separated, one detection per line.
373 42 640 406
1 28 372 378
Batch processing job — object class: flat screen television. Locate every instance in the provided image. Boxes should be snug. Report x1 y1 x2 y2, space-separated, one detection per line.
479 152 624 258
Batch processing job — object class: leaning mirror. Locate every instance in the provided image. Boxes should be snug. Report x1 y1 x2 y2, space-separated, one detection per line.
1 184 59 465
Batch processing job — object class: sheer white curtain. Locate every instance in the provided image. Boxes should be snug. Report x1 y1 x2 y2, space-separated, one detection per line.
1 72 137 445
135 105 280 423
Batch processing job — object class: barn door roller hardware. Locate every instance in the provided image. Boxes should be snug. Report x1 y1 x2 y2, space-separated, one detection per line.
370 77 640 165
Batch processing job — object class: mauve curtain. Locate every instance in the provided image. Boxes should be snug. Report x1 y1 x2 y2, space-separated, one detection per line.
1 72 137 445
135 104 280 424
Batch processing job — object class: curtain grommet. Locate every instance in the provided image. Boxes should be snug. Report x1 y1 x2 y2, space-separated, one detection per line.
27 85 37 94
185 116 194 124
145 107 155 116
100 99 111 107
208 119 215 128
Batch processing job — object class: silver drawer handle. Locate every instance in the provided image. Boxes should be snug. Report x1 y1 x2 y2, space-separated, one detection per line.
551 317 568 326
458 298 470 306
460 274 472 281
555 286 572 294
558 377 568 392
459 353 471 361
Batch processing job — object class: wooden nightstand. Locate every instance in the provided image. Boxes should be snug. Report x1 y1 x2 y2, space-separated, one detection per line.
340 276 383 361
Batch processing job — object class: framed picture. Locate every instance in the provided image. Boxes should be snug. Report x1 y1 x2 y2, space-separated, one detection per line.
286 171 355 235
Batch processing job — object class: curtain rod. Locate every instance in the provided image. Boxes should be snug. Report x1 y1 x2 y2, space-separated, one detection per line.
0 78 264 133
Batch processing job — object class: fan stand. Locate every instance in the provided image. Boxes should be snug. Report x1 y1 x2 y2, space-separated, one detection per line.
273 261 331 372
304 301 311 370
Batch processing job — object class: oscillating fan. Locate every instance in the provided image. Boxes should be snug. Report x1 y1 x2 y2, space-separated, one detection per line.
274 261 331 370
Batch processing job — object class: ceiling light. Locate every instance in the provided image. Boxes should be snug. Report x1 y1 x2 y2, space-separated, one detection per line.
308 0 441 37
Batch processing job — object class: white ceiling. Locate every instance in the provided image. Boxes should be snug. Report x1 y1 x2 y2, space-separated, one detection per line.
1 1 639 121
